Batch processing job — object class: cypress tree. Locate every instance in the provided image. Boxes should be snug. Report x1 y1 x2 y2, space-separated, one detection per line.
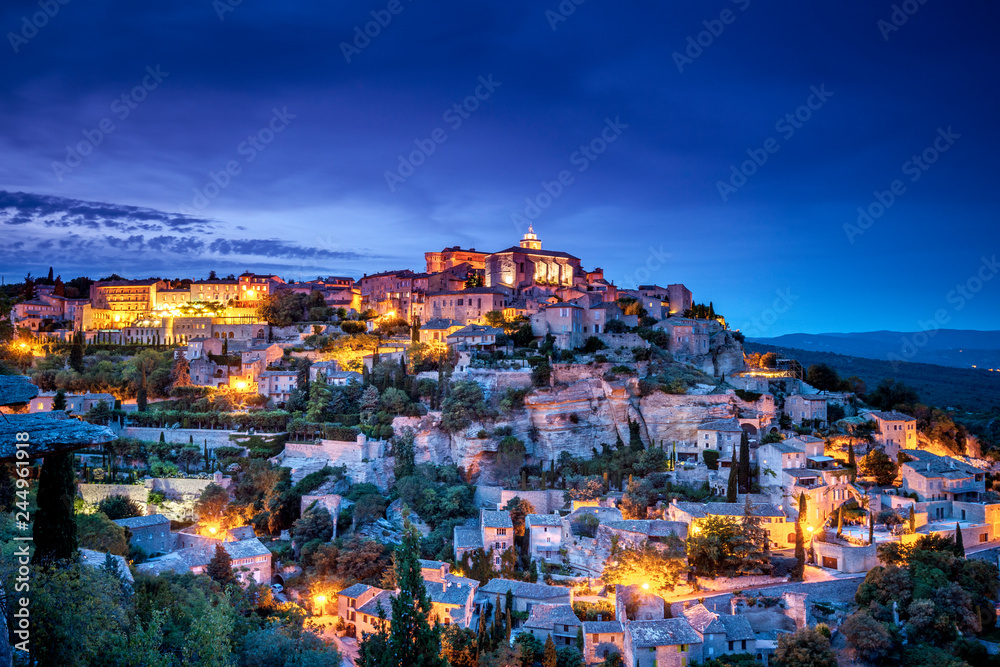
738 430 751 493
32 452 78 564
543 636 558 667
792 521 805 581
847 443 856 482
726 449 739 503
69 331 84 373
908 506 915 534
955 523 965 557
836 506 843 538
206 543 236 585
385 526 446 667
869 511 875 545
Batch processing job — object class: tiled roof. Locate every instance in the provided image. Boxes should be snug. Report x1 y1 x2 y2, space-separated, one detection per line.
479 578 570 600
448 325 503 338
113 514 170 529
224 537 270 559
867 410 915 422
601 520 687 539
673 502 785 518
358 590 396 619
524 603 581 630
697 419 743 432
783 468 822 479
719 614 755 641
491 246 580 260
682 604 726 635
425 579 476 606
526 514 562 527
419 559 449 570
789 394 827 402
766 441 805 454
453 526 483 550
627 618 702 648
902 449 981 478
582 620 624 635
422 318 464 330
338 583 373 599
481 509 513 528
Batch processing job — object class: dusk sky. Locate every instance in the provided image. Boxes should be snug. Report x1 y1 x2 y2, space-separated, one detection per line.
1 0 998 336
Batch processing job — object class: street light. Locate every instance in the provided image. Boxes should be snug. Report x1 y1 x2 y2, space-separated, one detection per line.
315 594 327 616
641 583 650 590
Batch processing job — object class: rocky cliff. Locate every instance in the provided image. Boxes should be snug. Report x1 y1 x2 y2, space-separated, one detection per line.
394 362 757 482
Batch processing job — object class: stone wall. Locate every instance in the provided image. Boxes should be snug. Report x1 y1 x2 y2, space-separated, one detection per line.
697 574 787 591
811 540 878 574
120 426 280 451
78 483 149 506
594 333 649 350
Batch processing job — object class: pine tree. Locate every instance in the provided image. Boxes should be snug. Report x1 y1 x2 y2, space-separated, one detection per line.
207 544 236 585
52 389 67 411
738 430 751 493
955 523 965 557
32 452 78 564
543 636 558 667
386 526 446 667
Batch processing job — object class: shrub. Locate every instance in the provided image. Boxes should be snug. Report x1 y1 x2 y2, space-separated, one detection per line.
97 494 144 520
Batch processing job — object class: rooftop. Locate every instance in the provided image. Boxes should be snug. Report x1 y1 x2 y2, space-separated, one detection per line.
338 583 373 599
582 620 624 635
481 509 513 528
524 603 581 630
902 449 981 479
113 514 170 529
454 526 483 550
479 578 570 600
697 418 743 433
627 618 702 648
525 514 562 527
673 501 785 519
867 410 916 422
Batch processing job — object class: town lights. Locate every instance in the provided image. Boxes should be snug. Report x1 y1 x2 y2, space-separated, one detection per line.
641 583 650 590
315 594 327 615
236 381 247 390
208 526 218 534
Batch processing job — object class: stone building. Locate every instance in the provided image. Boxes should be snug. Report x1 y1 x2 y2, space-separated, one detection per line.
28 392 116 414
484 227 584 293
865 410 917 460
526 513 564 563
623 618 703 667
522 603 582 648
583 620 625 664
900 449 985 502
784 394 828 425
476 579 572 622
113 513 173 556
681 602 756 661
424 288 511 325
666 501 787 549
425 246 488 273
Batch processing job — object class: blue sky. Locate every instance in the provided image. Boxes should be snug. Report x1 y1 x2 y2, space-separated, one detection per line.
1 0 998 336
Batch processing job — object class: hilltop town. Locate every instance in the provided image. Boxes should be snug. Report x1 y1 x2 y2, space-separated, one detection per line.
3 228 999 667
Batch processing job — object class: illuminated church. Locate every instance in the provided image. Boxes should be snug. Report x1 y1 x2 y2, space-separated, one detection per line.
484 226 584 293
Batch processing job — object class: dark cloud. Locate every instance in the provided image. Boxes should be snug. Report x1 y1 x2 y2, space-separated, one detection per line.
0 191 216 233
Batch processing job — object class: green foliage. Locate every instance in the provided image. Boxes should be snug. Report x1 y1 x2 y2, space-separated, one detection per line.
293 506 334 545
734 389 762 403
76 512 130 556
703 449 720 470
581 336 606 353
601 537 687 595
96 494 146 520
441 381 495 432
195 482 230 523
206 543 237 585
773 627 837 667
687 507 772 578
859 449 897 486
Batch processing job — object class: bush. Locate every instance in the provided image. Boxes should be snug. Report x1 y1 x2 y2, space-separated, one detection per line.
703 449 720 470
581 337 606 353
97 494 144 520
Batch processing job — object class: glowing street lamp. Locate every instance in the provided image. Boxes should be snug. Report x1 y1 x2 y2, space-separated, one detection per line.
641 583 650 591
315 594 327 616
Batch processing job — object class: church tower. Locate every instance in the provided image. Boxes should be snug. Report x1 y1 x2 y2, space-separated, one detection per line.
519 225 542 250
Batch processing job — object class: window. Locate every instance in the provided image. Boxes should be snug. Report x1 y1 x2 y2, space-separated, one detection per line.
741 640 747 650
679 644 688 652
728 641 734 651
592 634 599 643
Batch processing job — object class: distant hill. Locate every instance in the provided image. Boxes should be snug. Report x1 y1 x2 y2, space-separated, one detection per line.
747 330 1000 370
744 343 1000 413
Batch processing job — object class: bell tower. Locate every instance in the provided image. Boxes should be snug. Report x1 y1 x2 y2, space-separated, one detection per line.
519 225 542 250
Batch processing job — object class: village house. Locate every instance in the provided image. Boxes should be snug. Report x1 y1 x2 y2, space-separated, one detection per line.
530 303 585 350
784 394 828 425
583 620 625 665
484 227 584 294
337 583 396 637
453 509 514 566
681 602 756 661
522 603 583 648
256 370 298 404
526 513 564 564
865 410 918 459
900 449 985 503
656 318 710 357
477 579 573 623
424 287 510 325
425 246 488 273
623 618 703 667
188 278 240 304
113 514 173 556
695 419 744 463
136 537 272 584
419 318 465 343
358 269 429 320
446 324 504 351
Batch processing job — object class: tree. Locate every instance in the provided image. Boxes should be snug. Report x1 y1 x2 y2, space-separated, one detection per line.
543 636 558 667
841 612 892 665
393 428 417 480
601 538 687 596
169 355 190 389
687 513 770 577
354 493 387 527
306 374 332 422
726 450 738 503
195 483 229 524
76 512 130 556
847 442 856 482
441 625 478 667
180 591 235 667
505 496 536 543
206 543 236 585
738 430 750 493
955 523 965 557
703 449 720 470
53 388 67 411
859 450 897 486
293 507 334 546
383 526 447 667
806 364 840 391
620 478 651 520
97 494 144 520
773 627 836 667
69 331 84 373
441 381 494 433
792 497 806 581
876 509 903 531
